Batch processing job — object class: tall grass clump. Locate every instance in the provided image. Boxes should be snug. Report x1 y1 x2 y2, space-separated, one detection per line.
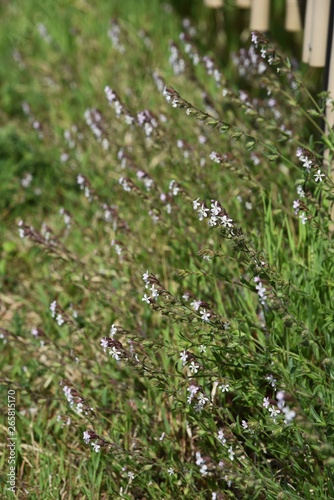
1 2 334 498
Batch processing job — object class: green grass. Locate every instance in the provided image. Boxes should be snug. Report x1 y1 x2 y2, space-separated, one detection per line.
1 0 334 498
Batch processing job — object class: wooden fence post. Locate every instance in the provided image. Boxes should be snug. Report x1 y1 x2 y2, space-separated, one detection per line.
285 0 302 32
323 0 334 226
236 0 251 7
204 0 224 8
302 0 331 66
250 0 270 32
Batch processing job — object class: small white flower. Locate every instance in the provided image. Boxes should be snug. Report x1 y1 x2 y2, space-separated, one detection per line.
297 185 305 198
114 243 122 256
189 361 199 374
50 300 57 318
159 432 165 441
144 177 153 190
209 151 220 164
218 429 226 445
200 464 208 476
143 270 149 282
193 198 201 210
83 431 90 444
220 215 234 228
314 169 325 182
211 201 221 216
251 152 260 165
263 397 270 409
84 186 91 199
258 62 267 74
76 402 84 414
198 204 209 221
266 374 277 388
105 85 116 103
282 406 296 423
293 199 300 215
119 176 131 192
128 472 135 480
251 32 258 46
269 406 280 422
180 350 188 365
276 390 285 407
63 385 73 404
228 446 235 461
213 68 221 82
114 101 123 116
162 86 171 99
302 157 312 172
256 282 266 298
190 300 202 311
167 467 174 475
208 216 218 226
276 393 285 407
21 172 33 188
241 420 248 429
109 346 122 361
169 180 179 196
200 309 211 322
110 324 117 337
255 279 267 305
187 384 199 403
142 294 151 304
203 56 214 71
77 174 85 186
199 345 206 353
18 226 25 238
197 393 209 407
150 284 159 298
220 384 229 393
299 212 308 225
100 338 109 352
92 442 101 452
56 314 64 326
196 451 204 465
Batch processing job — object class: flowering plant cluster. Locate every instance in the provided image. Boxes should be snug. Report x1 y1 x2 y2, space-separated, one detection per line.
3 3 334 499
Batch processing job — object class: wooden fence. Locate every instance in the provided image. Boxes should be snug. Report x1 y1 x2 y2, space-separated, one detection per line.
204 0 334 127
204 0 334 221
